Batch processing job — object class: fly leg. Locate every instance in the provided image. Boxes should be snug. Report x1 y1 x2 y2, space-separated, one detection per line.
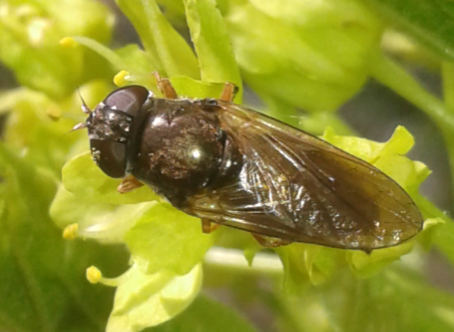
252 234 292 248
201 219 221 234
118 174 144 193
219 82 239 102
153 72 178 99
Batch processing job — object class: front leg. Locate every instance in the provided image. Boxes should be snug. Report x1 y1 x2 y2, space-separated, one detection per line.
117 175 144 194
219 82 239 102
153 72 178 99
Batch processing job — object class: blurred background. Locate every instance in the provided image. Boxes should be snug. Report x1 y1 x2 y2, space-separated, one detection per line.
1 0 454 331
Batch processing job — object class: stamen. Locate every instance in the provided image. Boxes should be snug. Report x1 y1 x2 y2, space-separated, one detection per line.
62 223 79 240
86 266 123 287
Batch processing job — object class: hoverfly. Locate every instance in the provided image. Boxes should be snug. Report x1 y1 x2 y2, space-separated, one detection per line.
73 73 423 252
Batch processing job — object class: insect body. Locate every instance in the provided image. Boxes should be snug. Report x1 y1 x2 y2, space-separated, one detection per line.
75 75 423 252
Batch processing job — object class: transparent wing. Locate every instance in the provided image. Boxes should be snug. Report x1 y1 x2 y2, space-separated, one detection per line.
187 103 423 251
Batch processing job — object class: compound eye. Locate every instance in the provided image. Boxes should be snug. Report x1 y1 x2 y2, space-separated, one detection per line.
104 86 149 117
90 139 127 178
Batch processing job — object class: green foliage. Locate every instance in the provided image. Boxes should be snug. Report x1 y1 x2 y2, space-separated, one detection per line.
0 0 113 99
223 0 382 112
62 152 158 205
116 0 199 78
322 126 430 194
50 185 157 242
106 264 203 332
275 126 435 289
124 203 216 275
183 0 243 96
1 0 454 331
0 144 128 331
364 0 454 61
151 295 258 332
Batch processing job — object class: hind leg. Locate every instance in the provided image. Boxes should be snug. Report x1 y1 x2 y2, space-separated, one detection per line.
252 234 291 248
201 219 221 234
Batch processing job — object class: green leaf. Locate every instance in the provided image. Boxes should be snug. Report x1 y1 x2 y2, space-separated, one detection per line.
276 244 343 292
183 0 242 101
151 295 258 332
364 0 454 61
69 38 159 81
0 144 127 332
65 38 162 89
156 0 187 25
415 217 444 251
414 196 454 260
322 125 413 162
116 0 200 78
115 44 158 75
346 242 413 278
50 185 157 242
124 202 216 275
170 75 225 99
62 152 158 205
69 36 126 70
243 242 263 267
106 264 202 332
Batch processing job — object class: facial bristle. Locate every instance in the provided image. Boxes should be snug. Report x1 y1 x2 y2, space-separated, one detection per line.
77 89 92 114
71 122 87 132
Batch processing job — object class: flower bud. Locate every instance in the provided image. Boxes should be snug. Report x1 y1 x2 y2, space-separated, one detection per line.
224 0 382 112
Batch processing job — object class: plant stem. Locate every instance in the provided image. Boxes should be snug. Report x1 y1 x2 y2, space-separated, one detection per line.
71 36 125 70
204 247 283 275
369 52 454 197
370 52 454 128
416 195 453 223
442 62 454 113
